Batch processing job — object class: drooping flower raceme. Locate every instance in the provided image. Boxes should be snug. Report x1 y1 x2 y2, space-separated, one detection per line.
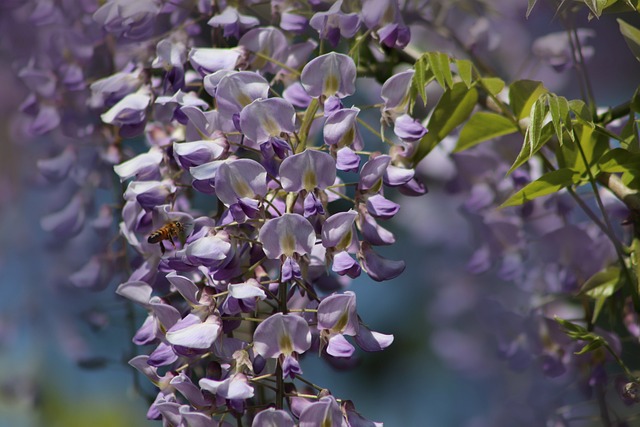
11 0 427 425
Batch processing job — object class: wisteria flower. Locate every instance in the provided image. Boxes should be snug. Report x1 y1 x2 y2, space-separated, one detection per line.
301 52 356 99
309 0 361 47
208 6 259 39
253 313 311 378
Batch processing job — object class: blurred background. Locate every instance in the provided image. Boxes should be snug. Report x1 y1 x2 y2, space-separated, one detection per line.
2 1 640 426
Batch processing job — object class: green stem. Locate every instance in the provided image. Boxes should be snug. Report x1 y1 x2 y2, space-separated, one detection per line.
574 134 640 310
297 98 320 152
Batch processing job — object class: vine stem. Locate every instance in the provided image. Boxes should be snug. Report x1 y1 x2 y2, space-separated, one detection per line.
573 134 640 310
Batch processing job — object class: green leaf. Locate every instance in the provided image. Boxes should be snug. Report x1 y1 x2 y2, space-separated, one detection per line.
621 113 640 152
479 77 505 96
526 0 538 17
509 80 547 120
584 0 609 17
454 112 519 152
411 56 432 107
619 18 640 62
598 147 640 172
508 122 555 174
581 265 623 294
412 83 479 164
556 123 607 183
527 95 547 156
622 169 640 190
507 97 552 175
455 59 473 88
569 99 594 125
555 317 607 354
554 317 589 337
427 52 454 90
500 168 578 208
548 94 571 145
631 85 640 113
580 265 623 323
575 338 605 355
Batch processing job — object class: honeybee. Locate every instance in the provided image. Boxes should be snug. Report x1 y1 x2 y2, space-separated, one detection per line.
148 220 185 254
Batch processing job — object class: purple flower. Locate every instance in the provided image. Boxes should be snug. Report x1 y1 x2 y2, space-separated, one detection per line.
322 210 358 251
381 70 413 116
40 194 85 238
239 27 288 73
324 107 363 150
279 149 336 192
393 114 427 142
124 181 174 210
253 313 311 377
283 82 312 108
152 38 187 71
199 373 254 400
188 47 244 76
359 242 405 281
318 291 359 357
259 213 316 259
100 89 151 134
336 147 360 172
92 0 160 41
207 6 259 39
184 235 232 268
299 395 342 427
215 158 267 206
173 138 226 169
37 147 75 182
358 155 391 192
114 148 163 181
332 251 361 278
214 71 270 118
532 29 595 72
239 98 296 145
252 408 295 427
309 0 361 47
301 52 356 99
88 70 142 108
366 194 400 219
166 314 222 350
361 0 410 48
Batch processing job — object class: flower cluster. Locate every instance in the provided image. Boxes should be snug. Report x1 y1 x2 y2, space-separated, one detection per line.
9 0 640 424
13 0 424 424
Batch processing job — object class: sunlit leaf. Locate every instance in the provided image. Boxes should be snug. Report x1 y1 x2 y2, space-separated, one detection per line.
509 80 547 120
598 147 640 172
411 55 432 107
575 338 604 355
508 122 555 174
621 113 640 152
507 96 552 175
580 265 623 323
454 112 519 152
618 18 640 62
427 52 454 89
479 77 505 96
455 58 473 88
548 94 571 145
500 168 578 208
583 0 609 17
412 83 478 164
527 95 547 156
569 99 594 126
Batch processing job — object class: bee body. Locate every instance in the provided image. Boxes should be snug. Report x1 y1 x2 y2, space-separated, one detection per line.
148 220 185 254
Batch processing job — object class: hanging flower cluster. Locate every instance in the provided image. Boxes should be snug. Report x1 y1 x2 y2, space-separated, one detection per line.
20 0 423 424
